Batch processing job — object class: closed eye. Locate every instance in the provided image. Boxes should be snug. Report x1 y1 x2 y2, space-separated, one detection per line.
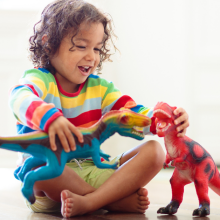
76 46 101 52
76 46 86 49
94 48 101 51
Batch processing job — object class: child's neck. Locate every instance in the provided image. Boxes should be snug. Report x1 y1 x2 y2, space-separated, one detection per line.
55 74 81 94
64 84 80 94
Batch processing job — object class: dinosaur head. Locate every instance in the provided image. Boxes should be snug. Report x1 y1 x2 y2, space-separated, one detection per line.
103 110 151 140
153 102 177 137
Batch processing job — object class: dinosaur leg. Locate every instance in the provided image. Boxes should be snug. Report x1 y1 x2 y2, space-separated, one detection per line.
209 167 220 195
99 151 111 161
22 155 65 204
14 166 22 180
15 157 45 182
92 151 118 169
14 157 39 180
193 168 210 217
157 168 192 215
91 139 118 169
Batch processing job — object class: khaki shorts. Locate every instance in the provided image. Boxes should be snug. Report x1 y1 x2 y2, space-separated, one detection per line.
25 154 122 213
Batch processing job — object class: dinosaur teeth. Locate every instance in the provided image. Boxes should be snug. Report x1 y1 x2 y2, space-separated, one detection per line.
132 126 144 137
132 131 144 138
154 109 171 118
133 126 143 132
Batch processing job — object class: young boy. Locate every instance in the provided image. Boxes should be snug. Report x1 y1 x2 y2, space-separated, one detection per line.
9 0 189 217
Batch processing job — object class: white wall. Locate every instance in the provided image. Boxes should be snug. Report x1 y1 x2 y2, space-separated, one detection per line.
0 0 220 167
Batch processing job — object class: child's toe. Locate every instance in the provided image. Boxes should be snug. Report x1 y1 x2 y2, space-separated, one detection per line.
137 188 148 196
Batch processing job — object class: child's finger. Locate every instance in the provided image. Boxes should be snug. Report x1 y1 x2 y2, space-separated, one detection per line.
69 124 83 143
176 121 189 132
64 128 76 151
49 132 57 151
176 119 189 137
57 131 70 152
174 114 188 126
174 107 189 124
173 107 184 115
177 129 186 137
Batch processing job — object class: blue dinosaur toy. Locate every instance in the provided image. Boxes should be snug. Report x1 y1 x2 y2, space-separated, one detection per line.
0 110 151 204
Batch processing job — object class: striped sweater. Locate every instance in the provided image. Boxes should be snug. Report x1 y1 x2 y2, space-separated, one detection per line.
9 68 154 135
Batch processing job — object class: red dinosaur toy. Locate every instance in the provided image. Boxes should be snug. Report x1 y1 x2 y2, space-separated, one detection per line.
153 102 220 217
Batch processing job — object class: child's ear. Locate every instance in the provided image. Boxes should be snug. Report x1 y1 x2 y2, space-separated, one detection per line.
42 34 48 45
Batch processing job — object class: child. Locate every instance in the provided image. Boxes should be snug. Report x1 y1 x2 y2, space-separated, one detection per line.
9 0 189 217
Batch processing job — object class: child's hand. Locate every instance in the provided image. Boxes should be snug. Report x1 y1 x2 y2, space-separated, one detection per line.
173 107 189 138
48 116 83 152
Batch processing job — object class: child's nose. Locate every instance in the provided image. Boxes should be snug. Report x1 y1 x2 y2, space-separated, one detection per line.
85 49 96 61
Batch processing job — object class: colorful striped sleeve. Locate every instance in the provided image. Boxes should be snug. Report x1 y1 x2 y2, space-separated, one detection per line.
96 76 156 135
130 105 156 135
9 68 63 133
100 78 137 114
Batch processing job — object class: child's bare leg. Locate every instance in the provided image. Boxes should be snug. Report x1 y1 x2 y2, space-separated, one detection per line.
34 165 96 201
33 158 148 214
61 140 165 217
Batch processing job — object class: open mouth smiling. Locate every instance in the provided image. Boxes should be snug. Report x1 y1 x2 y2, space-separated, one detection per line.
78 66 92 73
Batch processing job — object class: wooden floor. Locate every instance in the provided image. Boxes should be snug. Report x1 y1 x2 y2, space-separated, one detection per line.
1 168 220 220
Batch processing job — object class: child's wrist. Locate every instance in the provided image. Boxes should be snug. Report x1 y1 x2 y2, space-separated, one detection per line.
44 112 63 133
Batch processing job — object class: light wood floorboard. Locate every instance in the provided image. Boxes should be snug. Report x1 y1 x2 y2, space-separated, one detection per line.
0 168 220 220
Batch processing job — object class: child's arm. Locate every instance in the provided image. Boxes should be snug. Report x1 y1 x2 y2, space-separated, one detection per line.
9 69 83 152
99 77 189 137
48 116 83 152
9 69 62 133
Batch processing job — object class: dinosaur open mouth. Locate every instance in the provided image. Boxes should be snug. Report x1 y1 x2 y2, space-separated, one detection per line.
132 126 144 138
153 109 171 119
156 123 171 133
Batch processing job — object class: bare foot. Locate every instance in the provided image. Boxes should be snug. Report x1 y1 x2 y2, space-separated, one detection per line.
61 188 150 217
105 188 150 213
61 190 90 218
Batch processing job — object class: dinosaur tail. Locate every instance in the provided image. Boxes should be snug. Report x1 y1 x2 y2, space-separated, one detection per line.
0 131 49 154
208 166 220 196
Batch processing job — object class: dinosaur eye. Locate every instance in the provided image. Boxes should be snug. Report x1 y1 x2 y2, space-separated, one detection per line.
120 114 133 125
120 115 128 124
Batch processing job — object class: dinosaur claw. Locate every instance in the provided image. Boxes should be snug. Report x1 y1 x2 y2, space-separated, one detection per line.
157 207 167 214
157 206 177 215
192 205 210 217
157 201 179 215
163 162 169 169
111 162 118 169
28 194 36 204
192 209 198 216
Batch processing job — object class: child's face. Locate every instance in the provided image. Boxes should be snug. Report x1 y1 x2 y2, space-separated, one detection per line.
50 22 104 93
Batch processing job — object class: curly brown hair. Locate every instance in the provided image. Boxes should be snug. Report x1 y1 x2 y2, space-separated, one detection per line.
29 0 117 74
